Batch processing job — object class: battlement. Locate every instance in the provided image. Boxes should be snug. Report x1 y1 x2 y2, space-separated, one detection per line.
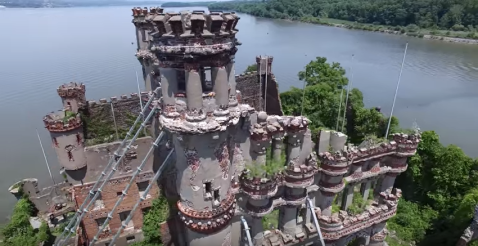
317 132 421 164
256 55 273 75
57 82 85 98
131 6 163 16
43 110 82 132
132 7 240 39
86 92 150 107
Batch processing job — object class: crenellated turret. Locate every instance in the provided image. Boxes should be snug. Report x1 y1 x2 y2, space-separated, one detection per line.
57 82 86 113
43 110 86 171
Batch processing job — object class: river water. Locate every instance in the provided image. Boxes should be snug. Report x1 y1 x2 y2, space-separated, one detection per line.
0 6 477 222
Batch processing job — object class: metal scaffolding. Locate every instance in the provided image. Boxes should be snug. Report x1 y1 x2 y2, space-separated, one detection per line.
90 149 175 246
241 216 254 246
307 197 326 246
55 87 160 246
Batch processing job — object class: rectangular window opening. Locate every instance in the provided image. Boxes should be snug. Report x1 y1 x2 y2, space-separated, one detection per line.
126 236 136 243
177 70 186 91
213 190 220 202
205 182 212 193
119 211 134 229
137 181 151 199
95 217 110 232
116 191 122 197
92 192 105 211
204 182 212 199
201 67 213 93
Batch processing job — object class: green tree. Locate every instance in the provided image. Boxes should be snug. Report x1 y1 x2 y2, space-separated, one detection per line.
244 63 258 73
280 57 397 142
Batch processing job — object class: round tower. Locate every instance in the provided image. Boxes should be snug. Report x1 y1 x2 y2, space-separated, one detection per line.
43 110 87 172
57 82 86 113
137 8 245 246
133 7 163 91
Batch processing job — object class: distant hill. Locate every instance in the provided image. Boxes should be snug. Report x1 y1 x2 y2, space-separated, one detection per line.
0 0 165 8
161 1 216 7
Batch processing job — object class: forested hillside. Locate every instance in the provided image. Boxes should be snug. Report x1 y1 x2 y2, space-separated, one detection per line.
209 0 478 31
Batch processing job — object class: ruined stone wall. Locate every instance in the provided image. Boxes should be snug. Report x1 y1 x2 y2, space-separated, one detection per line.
73 172 159 245
236 72 283 116
83 93 152 146
9 179 73 214
236 73 262 111
72 136 156 184
265 75 283 116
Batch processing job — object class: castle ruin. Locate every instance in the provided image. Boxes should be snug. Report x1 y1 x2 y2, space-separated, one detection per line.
8 7 421 246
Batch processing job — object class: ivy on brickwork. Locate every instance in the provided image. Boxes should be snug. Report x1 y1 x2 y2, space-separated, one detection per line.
1 186 53 246
129 195 170 246
82 112 147 146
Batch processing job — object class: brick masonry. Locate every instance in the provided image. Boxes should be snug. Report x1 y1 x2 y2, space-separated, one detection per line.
73 174 159 243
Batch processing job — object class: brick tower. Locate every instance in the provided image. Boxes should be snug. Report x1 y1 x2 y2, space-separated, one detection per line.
44 82 87 183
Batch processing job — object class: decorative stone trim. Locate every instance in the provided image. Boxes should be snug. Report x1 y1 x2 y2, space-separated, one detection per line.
43 114 82 133
318 181 346 194
283 192 307 206
344 167 390 184
240 176 278 200
159 103 254 134
245 199 274 217
177 191 236 234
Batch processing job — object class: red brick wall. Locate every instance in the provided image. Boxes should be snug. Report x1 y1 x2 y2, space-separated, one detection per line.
73 173 159 242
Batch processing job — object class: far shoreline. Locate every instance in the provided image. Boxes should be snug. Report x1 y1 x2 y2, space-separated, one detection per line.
207 8 478 46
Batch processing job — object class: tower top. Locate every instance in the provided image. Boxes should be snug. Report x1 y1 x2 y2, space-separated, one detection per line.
43 110 82 133
57 82 85 99
132 7 240 39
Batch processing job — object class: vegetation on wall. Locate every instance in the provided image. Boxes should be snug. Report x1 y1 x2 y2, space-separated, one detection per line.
81 111 147 146
208 0 478 39
244 63 258 73
130 195 170 246
1 188 53 246
245 147 286 179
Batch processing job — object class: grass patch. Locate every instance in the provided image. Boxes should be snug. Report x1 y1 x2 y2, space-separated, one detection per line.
262 210 279 229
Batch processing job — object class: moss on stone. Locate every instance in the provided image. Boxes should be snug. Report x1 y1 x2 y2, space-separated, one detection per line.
262 209 279 229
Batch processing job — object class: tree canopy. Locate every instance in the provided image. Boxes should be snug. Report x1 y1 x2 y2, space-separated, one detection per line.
209 0 478 30
1 191 52 246
279 56 398 144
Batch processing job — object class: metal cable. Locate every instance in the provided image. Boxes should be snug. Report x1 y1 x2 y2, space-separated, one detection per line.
57 104 159 246
307 198 325 246
88 131 165 245
107 149 175 246
55 87 160 246
241 216 253 246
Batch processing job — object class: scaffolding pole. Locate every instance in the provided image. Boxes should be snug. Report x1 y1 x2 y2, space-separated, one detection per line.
106 149 175 246
89 131 165 245
55 88 160 246
241 216 254 246
307 197 325 246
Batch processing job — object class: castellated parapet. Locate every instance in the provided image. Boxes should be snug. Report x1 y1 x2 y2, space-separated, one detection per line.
43 110 87 171
57 82 86 113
